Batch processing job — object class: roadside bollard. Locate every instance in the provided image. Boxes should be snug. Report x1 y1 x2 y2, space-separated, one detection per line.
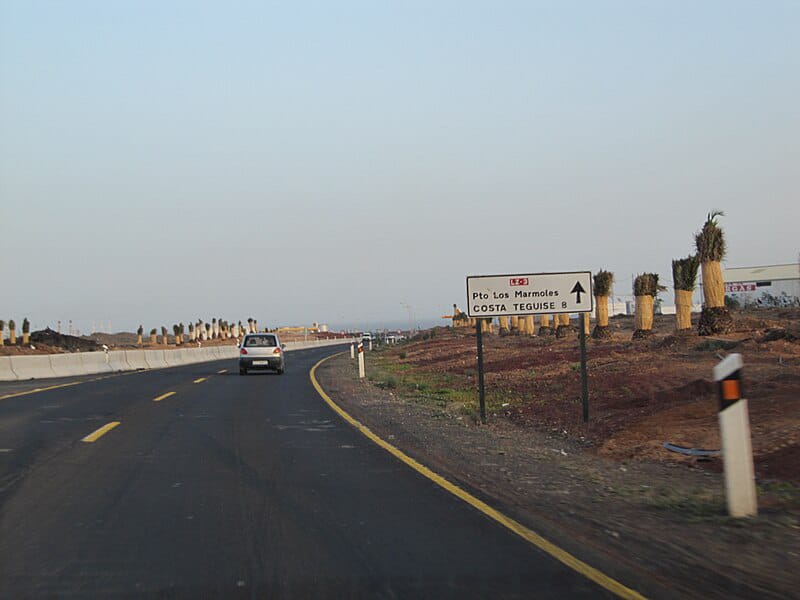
350 343 355 360
369 339 373 351
714 354 757 517
358 342 365 379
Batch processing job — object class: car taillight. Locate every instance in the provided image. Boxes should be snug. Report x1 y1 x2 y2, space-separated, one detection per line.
273 348 281 354
240 348 247 355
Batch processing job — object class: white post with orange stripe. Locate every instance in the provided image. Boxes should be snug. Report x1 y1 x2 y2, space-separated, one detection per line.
357 342 365 379
350 343 355 360
713 353 757 518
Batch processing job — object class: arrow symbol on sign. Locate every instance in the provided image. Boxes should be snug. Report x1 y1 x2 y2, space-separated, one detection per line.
570 281 586 304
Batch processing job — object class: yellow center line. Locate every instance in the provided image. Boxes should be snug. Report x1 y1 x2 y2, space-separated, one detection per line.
193 377 207 383
81 421 121 443
0 370 140 402
309 353 646 600
153 391 177 402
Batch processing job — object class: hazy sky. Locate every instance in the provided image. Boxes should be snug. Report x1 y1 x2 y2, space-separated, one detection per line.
1 1 798 333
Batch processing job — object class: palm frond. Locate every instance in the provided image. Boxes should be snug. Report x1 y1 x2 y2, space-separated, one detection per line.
695 211 726 262
672 255 701 291
633 273 667 297
593 270 614 297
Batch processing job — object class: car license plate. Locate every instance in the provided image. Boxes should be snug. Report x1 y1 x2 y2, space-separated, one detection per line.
253 360 269 365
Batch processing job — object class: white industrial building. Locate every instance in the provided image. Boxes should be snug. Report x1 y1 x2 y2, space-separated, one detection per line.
705 263 800 308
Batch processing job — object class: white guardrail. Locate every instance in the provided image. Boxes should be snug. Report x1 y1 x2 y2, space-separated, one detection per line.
0 339 355 382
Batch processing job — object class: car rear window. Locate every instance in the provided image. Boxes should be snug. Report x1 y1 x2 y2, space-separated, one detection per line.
245 335 278 347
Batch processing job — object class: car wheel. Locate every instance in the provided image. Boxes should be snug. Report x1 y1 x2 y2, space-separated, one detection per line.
277 367 284 375
239 368 247 376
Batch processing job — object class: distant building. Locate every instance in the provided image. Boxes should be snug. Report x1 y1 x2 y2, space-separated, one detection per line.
705 263 800 308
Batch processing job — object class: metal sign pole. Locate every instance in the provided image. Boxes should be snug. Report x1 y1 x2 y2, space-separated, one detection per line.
476 319 486 424
579 319 589 422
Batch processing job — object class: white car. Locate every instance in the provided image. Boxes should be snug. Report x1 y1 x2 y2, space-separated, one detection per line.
239 333 285 375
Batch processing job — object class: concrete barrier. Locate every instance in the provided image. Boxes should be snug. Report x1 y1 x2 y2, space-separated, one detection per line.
107 350 131 372
143 350 168 369
49 353 85 378
163 349 184 367
80 351 114 375
125 350 149 370
0 356 18 381
0 339 354 382
10 355 57 380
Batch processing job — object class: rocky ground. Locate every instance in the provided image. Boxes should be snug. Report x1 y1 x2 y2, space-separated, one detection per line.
315 308 800 599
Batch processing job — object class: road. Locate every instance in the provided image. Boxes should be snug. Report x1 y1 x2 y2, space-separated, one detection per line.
0 347 613 598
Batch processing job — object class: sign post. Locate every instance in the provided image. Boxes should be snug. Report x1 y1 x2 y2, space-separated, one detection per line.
466 271 593 423
713 354 757 517
475 319 486 424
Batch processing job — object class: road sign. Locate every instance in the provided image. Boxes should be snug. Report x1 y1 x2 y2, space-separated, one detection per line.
466 271 593 318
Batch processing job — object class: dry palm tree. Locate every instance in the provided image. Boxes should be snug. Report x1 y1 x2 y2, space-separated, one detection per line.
8 320 16 345
159 326 167 345
509 316 519 334
247 318 254 333
632 273 665 339
22 318 30 345
695 211 733 335
137 325 143 347
0 320 5 346
189 323 195 342
672 255 700 332
592 270 614 339
179 322 185 344
150 328 158 345
205 323 212 339
173 324 180 345
539 314 553 335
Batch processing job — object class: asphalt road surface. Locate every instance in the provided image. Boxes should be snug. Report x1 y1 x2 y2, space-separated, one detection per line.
0 347 613 598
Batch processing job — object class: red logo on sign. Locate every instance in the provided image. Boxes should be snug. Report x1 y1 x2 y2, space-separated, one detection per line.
509 278 529 286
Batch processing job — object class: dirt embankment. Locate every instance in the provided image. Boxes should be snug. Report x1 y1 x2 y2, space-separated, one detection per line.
315 308 800 599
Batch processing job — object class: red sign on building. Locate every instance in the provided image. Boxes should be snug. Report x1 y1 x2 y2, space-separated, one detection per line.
509 278 529 286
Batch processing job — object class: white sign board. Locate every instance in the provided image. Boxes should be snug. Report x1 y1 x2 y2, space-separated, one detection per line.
466 271 593 317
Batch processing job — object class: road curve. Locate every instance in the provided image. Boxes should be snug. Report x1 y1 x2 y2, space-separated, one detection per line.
0 347 614 598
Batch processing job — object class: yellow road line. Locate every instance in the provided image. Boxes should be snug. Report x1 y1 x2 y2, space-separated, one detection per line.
81 421 121 443
193 377 207 384
309 354 646 600
0 370 140 402
217 369 227 374
153 391 176 402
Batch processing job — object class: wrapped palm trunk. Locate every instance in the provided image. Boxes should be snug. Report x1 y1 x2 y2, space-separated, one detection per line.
698 261 734 335
556 313 572 338
675 289 693 331
9 324 16 345
539 314 553 335
510 316 519 334
592 297 611 338
480 318 493 334
150 333 157 345
523 315 535 336
499 316 510 336
634 296 654 334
